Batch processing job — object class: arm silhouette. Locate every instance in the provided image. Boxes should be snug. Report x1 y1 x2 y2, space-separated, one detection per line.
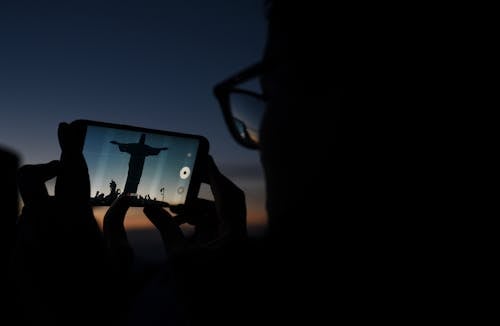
145 145 168 156
140 155 247 325
11 122 115 325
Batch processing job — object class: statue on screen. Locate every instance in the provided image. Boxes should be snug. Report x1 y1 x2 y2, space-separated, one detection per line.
110 134 168 194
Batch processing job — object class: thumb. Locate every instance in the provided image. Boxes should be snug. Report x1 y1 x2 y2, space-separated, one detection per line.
144 204 186 250
58 121 85 153
18 161 60 206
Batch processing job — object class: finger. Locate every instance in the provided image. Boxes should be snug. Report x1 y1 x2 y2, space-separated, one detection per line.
143 204 186 249
17 161 60 206
58 121 85 153
173 198 218 226
169 204 186 215
172 198 212 215
205 156 246 235
55 122 90 205
103 194 132 227
143 203 173 229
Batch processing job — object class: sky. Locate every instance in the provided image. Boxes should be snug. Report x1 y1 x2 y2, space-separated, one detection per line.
0 0 268 235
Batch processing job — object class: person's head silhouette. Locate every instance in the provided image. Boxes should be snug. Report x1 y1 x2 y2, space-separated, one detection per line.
214 1 336 242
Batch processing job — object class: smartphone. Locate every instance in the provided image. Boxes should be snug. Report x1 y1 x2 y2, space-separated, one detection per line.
72 119 209 208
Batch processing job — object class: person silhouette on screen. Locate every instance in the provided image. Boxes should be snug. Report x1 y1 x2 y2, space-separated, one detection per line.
110 134 168 194
102 179 120 205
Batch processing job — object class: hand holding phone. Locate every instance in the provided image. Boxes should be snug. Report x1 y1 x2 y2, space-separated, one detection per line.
72 119 209 208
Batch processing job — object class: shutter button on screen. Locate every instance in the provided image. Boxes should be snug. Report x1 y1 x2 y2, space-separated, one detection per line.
180 166 190 179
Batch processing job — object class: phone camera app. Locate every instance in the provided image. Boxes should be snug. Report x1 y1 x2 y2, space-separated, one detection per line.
180 166 191 179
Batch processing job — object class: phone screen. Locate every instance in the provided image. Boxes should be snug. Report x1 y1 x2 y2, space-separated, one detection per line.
81 122 207 207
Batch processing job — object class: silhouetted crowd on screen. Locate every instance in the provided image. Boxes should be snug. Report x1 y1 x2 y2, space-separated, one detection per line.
91 179 164 207
92 179 121 205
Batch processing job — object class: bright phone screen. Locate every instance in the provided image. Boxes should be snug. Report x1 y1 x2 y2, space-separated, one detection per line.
83 125 200 207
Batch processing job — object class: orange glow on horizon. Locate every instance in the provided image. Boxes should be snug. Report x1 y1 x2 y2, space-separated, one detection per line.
92 205 267 236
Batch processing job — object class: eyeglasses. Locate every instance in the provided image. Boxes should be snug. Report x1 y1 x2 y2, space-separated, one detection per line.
213 62 267 150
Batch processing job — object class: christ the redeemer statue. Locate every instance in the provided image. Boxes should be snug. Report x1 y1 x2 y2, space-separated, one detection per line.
110 134 168 194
